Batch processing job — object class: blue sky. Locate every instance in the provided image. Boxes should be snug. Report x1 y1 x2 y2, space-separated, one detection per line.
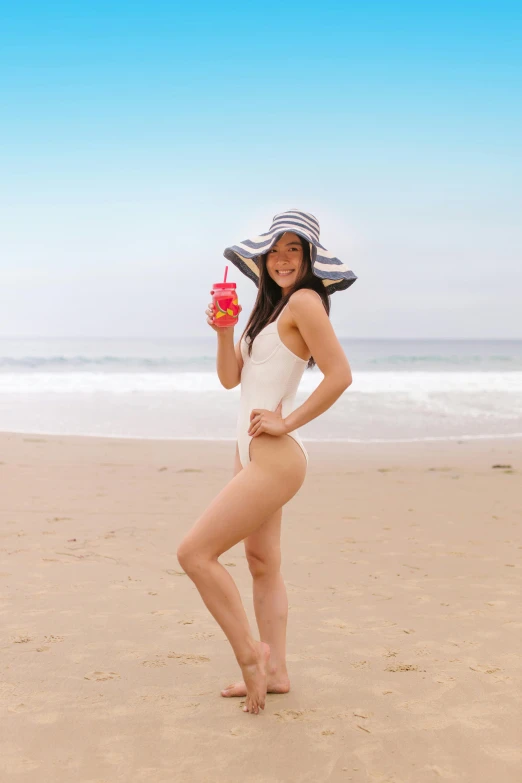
1 1 521 338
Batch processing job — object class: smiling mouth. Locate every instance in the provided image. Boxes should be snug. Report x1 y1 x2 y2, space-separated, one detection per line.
276 270 295 275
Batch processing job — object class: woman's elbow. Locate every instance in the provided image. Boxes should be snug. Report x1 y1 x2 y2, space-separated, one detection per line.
220 374 241 390
334 370 352 389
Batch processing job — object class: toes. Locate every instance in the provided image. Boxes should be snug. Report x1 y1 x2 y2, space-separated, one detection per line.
221 681 247 697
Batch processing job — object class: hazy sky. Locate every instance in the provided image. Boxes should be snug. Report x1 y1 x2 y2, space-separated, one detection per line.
1 1 521 339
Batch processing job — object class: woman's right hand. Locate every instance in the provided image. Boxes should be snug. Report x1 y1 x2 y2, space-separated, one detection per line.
206 301 242 333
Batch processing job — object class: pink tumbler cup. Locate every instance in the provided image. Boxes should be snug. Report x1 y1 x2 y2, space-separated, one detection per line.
211 281 239 327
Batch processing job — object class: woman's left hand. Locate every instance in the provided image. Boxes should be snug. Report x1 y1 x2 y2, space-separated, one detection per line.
248 400 288 438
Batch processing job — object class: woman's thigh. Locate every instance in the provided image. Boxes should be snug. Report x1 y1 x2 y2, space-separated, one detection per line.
178 434 305 561
247 433 307 557
233 442 283 563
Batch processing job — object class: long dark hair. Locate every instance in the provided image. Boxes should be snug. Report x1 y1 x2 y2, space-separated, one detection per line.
240 234 330 370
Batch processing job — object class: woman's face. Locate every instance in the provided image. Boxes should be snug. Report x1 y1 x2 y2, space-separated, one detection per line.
265 232 304 293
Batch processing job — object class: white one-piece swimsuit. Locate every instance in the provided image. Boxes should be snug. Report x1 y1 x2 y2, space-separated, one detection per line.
237 302 309 469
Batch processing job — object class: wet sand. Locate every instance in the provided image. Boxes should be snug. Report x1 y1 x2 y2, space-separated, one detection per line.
1 431 521 782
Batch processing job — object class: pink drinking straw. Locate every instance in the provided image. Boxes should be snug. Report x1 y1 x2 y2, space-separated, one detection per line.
223 265 228 283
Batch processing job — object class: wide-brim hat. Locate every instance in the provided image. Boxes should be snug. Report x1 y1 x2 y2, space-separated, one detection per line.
223 209 357 294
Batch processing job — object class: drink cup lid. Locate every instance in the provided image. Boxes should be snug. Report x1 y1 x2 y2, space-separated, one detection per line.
213 282 236 289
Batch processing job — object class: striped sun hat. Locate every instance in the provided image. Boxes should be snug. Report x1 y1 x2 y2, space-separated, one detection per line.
223 209 357 294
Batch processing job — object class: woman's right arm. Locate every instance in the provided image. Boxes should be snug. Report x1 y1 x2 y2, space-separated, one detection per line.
206 301 243 389
216 331 243 389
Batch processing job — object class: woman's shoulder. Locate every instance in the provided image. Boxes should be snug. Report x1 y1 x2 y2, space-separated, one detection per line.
287 288 324 308
285 289 327 332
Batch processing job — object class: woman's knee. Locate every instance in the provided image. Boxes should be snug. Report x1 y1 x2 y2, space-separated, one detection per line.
176 541 193 573
176 539 209 575
246 548 281 579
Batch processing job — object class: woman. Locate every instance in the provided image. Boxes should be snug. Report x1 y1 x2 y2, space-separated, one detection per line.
176 210 357 715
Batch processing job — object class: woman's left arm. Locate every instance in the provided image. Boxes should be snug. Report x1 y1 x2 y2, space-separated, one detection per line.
283 289 352 435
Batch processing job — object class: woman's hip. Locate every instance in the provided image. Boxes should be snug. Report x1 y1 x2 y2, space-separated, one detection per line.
247 431 308 484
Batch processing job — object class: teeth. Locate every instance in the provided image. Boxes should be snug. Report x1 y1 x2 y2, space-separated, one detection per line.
277 270 294 275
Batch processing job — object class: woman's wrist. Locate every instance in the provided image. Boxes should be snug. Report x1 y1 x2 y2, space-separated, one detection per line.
216 327 234 339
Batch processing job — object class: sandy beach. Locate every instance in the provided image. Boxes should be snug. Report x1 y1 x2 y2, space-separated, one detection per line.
1 431 521 783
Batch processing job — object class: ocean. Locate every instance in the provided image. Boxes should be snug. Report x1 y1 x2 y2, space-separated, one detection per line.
1 337 522 443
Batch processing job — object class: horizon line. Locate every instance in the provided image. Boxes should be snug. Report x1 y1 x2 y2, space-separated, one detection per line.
1 335 521 342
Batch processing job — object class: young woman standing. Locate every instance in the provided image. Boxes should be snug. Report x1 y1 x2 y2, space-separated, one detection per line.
176 210 357 714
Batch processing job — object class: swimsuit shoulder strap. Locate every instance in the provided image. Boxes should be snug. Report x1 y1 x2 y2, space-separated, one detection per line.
275 300 290 322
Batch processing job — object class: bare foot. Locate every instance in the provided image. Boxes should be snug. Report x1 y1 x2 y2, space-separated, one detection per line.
221 664 290 699
237 641 270 714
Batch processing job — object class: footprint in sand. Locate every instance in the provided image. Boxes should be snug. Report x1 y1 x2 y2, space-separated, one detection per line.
167 652 210 665
385 663 421 672
84 671 121 681
142 659 168 667
150 608 178 616
469 664 502 675
274 708 317 722
35 634 65 652
229 723 259 738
